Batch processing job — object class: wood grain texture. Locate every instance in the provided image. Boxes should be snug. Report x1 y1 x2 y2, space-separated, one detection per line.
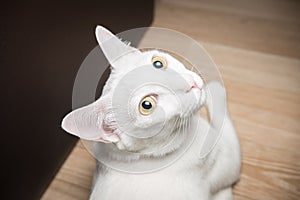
42 0 300 199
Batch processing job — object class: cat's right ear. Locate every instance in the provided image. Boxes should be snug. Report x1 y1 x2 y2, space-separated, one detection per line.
95 25 140 66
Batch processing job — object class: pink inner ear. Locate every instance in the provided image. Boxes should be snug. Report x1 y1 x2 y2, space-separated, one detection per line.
99 119 121 142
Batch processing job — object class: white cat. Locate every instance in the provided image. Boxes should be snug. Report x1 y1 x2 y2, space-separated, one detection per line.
62 26 241 200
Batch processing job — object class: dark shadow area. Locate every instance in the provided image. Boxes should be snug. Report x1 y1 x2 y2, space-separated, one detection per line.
0 1 153 199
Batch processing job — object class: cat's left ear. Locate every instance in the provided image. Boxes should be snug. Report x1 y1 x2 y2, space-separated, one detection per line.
61 101 120 143
95 25 140 66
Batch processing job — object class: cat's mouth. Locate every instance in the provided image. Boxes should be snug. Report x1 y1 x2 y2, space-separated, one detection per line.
186 84 204 101
186 84 201 93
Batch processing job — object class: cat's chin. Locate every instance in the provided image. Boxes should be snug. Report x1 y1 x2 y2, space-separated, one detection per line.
112 115 199 158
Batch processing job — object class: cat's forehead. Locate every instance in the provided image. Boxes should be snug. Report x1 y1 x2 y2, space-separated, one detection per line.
142 50 173 59
105 49 191 94
113 49 187 74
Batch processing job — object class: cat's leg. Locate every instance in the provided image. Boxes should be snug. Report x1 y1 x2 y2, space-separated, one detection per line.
205 81 241 193
212 187 233 200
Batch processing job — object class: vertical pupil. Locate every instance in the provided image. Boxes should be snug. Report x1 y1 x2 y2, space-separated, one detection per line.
142 101 152 109
153 61 163 68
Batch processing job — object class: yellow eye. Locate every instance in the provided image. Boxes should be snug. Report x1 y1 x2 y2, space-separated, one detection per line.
139 96 156 115
152 56 167 69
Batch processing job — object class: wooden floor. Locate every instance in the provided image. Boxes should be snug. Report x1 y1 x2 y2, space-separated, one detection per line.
42 0 300 199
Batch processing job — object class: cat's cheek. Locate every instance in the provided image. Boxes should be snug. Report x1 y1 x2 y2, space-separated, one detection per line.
133 115 154 128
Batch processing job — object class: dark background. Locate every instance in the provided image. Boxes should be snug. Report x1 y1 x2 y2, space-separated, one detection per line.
0 1 153 199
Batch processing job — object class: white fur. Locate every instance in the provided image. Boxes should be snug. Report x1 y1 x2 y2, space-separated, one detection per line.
62 26 241 200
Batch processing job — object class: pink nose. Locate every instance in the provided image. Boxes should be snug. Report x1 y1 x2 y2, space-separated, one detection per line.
182 73 199 88
191 84 199 89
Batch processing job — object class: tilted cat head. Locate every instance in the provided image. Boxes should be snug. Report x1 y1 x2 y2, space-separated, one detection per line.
62 26 206 156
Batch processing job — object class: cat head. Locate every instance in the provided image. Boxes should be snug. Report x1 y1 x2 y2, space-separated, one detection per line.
62 26 206 156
